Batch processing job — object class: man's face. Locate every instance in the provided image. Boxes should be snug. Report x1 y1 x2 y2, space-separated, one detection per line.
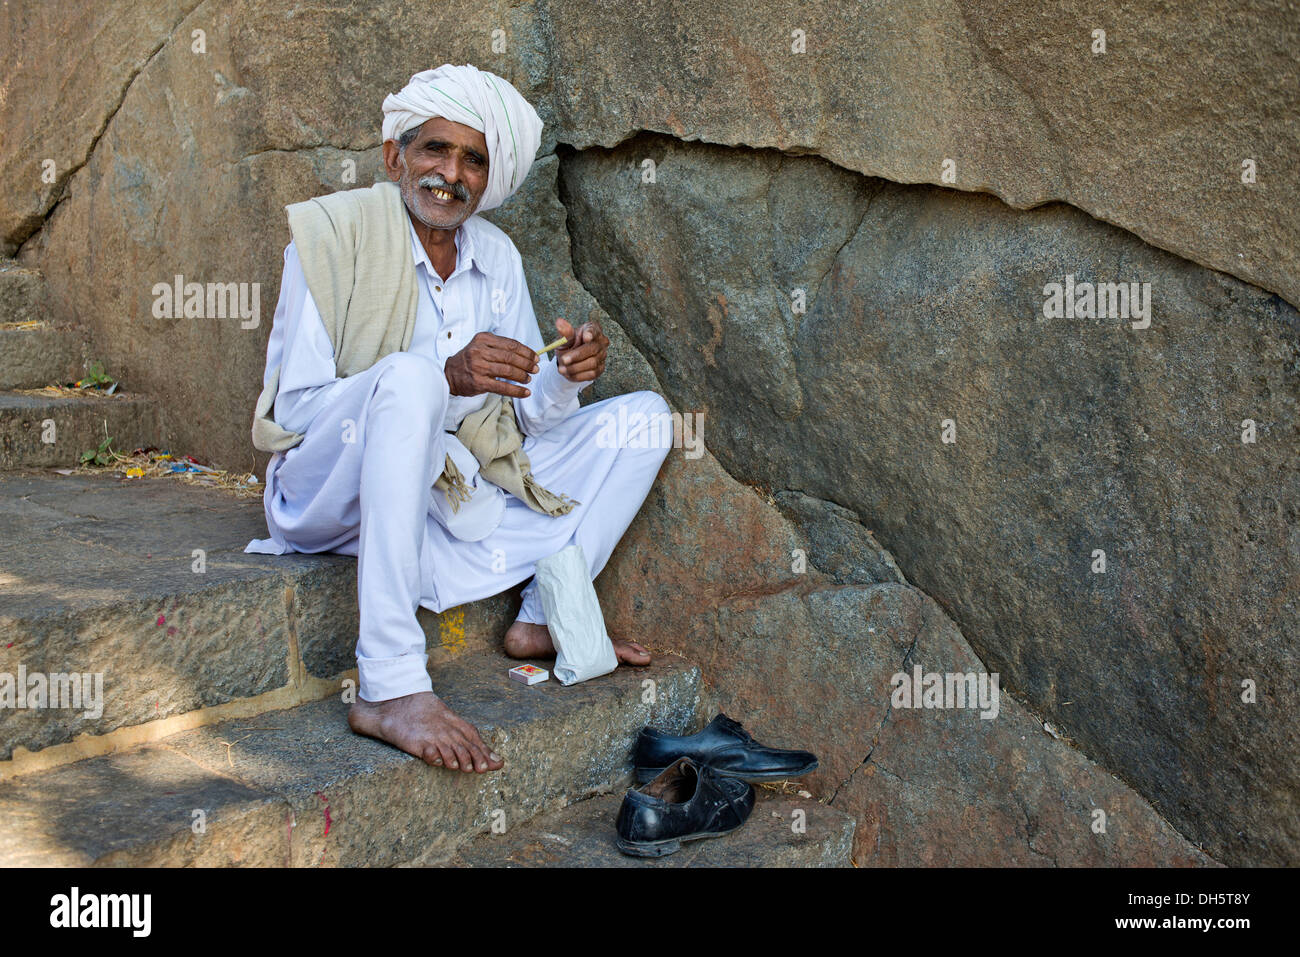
384 116 490 230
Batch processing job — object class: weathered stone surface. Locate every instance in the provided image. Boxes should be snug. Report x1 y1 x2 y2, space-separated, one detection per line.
773 490 908 586
0 745 287 866
0 1 203 253
9 2 1294 306
595 442 810 652
0 650 700 866
676 581 1214 866
563 135 1298 864
448 791 855 867
541 0 1300 307
0 391 161 468
0 323 82 390
6 1 1292 471
483 154 606 356
164 651 701 866
0 259 48 325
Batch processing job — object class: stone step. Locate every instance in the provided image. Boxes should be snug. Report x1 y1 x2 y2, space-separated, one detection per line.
446 790 856 867
0 470 513 767
0 260 46 326
0 650 702 866
0 322 84 390
0 390 160 469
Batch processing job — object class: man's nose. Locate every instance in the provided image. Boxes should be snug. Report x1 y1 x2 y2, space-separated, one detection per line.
436 154 464 186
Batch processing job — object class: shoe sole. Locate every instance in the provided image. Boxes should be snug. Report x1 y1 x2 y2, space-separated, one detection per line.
634 760 819 785
615 820 746 858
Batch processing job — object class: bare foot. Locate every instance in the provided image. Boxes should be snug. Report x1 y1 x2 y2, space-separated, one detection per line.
503 620 651 666
348 690 503 773
503 621 554 658
610 634 652 666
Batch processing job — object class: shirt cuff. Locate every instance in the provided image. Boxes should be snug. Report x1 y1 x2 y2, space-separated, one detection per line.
535 356 588 406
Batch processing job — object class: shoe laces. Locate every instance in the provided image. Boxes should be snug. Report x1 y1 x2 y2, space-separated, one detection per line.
715 714 753 743
701 765 749 825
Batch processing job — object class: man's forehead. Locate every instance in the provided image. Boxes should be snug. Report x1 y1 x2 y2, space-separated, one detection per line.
409 116 488 154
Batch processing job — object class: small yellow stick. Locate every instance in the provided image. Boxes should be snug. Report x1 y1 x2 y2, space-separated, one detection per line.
537 335 568 357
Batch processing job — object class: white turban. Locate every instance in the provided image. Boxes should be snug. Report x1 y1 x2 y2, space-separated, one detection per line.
381 64 543 214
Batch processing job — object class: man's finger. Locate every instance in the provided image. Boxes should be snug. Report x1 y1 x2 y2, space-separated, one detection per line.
477 376 530 398
478 334 539 368
560 355 602 377
480 360 532 383
482 343 538 371
558 342 603 368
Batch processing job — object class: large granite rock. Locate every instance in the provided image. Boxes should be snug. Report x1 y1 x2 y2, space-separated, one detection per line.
562 134 1299 865
698 581 1213 866
7 1 1296 307
596 426 1211 864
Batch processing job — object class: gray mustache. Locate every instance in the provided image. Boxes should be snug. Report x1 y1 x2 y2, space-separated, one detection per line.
418 174 467 201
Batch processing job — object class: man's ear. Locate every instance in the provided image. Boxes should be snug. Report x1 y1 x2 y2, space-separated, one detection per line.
381 140 402 181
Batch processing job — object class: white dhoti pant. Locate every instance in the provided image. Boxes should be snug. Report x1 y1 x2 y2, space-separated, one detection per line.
255 351 671 702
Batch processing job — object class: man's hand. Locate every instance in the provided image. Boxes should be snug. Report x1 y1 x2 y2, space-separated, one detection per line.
554 317 609 383
444 331 539 398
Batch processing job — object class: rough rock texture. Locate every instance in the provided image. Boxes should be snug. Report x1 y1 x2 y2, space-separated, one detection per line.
0 322 83 390
7 2 1296 303
698 582 1213 867
0 391 161 469
166 652 702 867
0 260 47 325
596 436 1212 865
4 0 1295 472
0 744 287 867
562 135 1298 865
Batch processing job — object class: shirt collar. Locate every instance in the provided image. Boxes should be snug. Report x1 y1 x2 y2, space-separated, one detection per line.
406 215 498 282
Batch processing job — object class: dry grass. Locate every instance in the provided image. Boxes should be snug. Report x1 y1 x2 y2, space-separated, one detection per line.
71 446 262 499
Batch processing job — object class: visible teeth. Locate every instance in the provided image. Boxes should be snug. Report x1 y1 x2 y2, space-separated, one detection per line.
429 187 454 201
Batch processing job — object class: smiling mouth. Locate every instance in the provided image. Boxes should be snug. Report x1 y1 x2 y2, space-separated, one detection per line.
424 185 459 203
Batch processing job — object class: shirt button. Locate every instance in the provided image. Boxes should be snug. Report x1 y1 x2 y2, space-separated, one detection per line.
446 331 452 338
434 285 442 292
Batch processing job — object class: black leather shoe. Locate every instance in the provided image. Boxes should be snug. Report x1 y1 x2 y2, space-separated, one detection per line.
615 756 755 857
634 713 818 783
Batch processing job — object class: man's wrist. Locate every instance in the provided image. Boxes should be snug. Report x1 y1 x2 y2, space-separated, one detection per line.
539 355 589 401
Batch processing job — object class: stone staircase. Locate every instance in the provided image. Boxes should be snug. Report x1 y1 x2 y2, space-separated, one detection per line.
0 262 853 867
0 260 160 470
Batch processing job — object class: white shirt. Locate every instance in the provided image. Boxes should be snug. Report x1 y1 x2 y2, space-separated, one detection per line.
263 211 588 540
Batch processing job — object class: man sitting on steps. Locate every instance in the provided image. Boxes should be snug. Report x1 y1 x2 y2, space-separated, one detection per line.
245 64 671 776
